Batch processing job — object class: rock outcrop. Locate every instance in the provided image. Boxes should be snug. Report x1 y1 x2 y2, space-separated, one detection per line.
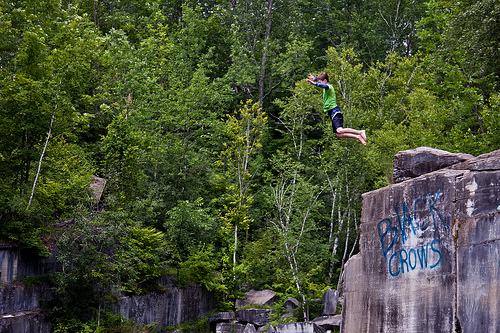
0 311 50 333
211 289 341 333
0 274 215 332
110 276 216 328
320 288 338 316
342 147 500 333
392 146 474 183
0 245 57 284
235 289 276 308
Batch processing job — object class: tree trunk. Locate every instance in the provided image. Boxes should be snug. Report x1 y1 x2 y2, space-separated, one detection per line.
27 107 56 210
258 0 273 108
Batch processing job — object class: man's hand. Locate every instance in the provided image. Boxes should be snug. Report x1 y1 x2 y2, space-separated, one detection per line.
305 78 315 85
307 74 315 80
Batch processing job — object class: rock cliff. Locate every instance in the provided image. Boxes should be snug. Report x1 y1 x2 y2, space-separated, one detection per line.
342 147 500 333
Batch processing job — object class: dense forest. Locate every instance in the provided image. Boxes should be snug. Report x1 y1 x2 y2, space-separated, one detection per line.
1 0 499 331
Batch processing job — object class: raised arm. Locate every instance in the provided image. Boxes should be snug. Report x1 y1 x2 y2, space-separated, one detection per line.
305 73 317 85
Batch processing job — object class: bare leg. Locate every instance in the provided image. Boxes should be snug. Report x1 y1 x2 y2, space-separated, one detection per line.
336 127 366 145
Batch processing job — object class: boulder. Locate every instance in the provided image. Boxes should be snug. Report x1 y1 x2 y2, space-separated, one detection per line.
282 297 299 311
320 289 338 316
311 315 342 330
235 309 274 327
216 322 246 333
393 147 473 183
243 323 257 333
275 322 325 333
89 176 106 202
282 297 299 319
450 148 500 171
209 312 235 324
236 289 276 308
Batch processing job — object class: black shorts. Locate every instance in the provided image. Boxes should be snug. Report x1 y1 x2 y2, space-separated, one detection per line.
328 107 343 131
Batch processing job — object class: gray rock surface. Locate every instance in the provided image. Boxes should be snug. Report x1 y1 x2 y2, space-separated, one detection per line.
243 323 258 333
393 146 473 183
257 324 276 333
235 308 274 327
0 311 50 333
111 281 216 328
236 289 276 308
342 147 500 333
210 311 235 323
275 322 325 333
282 297 299 311
216 322 246 333
0 246 57 284
311 315 342 330
282 297 299 319
320 289 338 316
0 283 51 316
89 176 106 202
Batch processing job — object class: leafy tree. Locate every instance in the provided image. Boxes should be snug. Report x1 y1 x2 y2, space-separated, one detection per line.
217 100 267 275
224 0 313 107
324 47 444 182
50 211 168 329
296 0 427 66
0 0 103 252
50 212 130 329
117 6 233 221
417 0 500 154
265 79 327 320
164 198 214 274
119 226 168 294
266 151 324 320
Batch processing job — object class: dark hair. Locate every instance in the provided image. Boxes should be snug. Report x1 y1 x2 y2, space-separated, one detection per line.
317 72 329 82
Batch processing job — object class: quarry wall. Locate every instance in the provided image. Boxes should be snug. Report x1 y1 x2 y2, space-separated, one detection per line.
341 147 500 333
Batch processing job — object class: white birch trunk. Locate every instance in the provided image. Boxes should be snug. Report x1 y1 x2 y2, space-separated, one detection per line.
27 108 56 210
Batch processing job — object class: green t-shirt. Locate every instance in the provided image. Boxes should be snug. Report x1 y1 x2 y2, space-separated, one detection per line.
322 83 337 112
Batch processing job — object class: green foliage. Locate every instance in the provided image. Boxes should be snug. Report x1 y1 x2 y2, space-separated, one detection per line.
164 198 214 269
49 212 167 325
1 0 499 327
178 244 223 292
417 0 500 155
20 273 54 286
164 315 211 333
52 311 158 333
119 226 168 294
33 139 96 215
217 100 267 273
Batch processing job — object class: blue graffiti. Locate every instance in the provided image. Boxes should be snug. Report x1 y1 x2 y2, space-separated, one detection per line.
395 203 417 245
378 191 448 258
378 191 448 276
428 190 449 229
388 239 442 277
378 218 398 258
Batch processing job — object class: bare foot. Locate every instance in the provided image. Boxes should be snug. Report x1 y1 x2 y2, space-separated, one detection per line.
360 130 367 142
360 136 367 146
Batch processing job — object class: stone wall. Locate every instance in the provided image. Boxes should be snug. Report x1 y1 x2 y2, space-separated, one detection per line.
0 311 51 333
111 276 216 328
341 147 500 333
0 274 215 332
0 282 52 333
0 245 58 285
